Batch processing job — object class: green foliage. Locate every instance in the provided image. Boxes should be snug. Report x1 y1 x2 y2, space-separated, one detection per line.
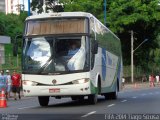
64 0 103 21
0 12 27 42
108 0 160 33
106 0 160 71
0 12 27 56
0 12 27 71
31 0 64 13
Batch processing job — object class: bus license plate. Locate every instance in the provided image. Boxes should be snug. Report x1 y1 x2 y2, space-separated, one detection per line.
49 88 60 93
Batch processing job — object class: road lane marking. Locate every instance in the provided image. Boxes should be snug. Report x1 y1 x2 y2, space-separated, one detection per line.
81 111 96 118
107 104 115 107
132 96 137 99
149 92 153 95
121 100 127 103
18 106 38 109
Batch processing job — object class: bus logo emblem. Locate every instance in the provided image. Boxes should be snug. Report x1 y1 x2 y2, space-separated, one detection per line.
52 79 57 85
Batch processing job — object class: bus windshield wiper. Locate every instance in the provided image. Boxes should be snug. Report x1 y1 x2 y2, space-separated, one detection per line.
38 55 54 74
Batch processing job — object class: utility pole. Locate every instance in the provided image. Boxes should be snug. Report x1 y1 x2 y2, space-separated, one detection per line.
131 30 134 83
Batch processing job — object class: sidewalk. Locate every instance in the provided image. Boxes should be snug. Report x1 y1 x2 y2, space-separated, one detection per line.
122 82 160 91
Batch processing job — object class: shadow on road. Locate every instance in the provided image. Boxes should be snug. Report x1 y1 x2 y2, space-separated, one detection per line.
45 97 123 108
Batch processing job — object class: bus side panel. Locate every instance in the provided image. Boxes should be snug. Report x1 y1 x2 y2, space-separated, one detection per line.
89 47 120 94
101 48 119 93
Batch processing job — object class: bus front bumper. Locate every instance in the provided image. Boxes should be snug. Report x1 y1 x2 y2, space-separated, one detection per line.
23 82 91 97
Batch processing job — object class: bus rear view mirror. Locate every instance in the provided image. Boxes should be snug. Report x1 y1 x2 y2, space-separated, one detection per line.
13 43 18 56
92 41 98 54
13 34 22 56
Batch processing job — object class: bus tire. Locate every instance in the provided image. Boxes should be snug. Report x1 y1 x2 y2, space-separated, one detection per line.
110 84 118 99
104 84 118 100
88 94 97 104
104 93 109 100
38 96 49 106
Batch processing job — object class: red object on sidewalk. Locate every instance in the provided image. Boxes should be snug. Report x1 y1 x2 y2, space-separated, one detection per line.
0 89 7 108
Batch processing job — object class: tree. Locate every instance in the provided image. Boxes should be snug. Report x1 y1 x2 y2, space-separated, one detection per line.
64 0 103 22
107 0 160 67
0 12 27 46
31 0 64 13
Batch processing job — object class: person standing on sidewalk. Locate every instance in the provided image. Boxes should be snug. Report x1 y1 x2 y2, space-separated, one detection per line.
0 70 8 98
150 74 155 87
122 77 125 88
6 70 12 98
11 70 21 100
142 74 147 83
156 75 159 85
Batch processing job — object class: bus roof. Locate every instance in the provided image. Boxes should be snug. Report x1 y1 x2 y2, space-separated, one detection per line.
26 12 93 20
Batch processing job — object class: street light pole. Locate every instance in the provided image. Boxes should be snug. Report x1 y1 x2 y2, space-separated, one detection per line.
133 39 148 53
131 30 134 83
131 30 148 83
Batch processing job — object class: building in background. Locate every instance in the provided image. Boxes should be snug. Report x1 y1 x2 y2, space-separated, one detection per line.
0 0 6 13
5 0 20 14
0 0 20 14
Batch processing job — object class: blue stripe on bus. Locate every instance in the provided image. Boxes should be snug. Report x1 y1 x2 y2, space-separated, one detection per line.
117 60 121 81
102 48 107 81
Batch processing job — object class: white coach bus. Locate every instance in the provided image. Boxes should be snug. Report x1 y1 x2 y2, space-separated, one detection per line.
22 12 123 106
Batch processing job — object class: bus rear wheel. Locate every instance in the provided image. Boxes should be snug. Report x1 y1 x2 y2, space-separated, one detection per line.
88 94 97 104
105 85 118 100
38 96 49 106
111 86 118 99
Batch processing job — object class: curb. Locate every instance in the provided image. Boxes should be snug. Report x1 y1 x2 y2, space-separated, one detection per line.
122 82 160 90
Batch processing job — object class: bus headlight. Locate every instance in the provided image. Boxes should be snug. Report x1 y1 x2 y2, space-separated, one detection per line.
23 80 38 86
72 78 89 84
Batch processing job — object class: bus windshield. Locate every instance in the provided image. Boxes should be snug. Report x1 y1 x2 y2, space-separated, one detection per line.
22 36 90 74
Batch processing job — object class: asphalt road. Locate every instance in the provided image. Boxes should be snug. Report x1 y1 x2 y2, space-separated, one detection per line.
0 87 160 120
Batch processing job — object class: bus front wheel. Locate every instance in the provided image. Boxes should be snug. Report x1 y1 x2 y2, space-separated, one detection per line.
38 96 49 106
